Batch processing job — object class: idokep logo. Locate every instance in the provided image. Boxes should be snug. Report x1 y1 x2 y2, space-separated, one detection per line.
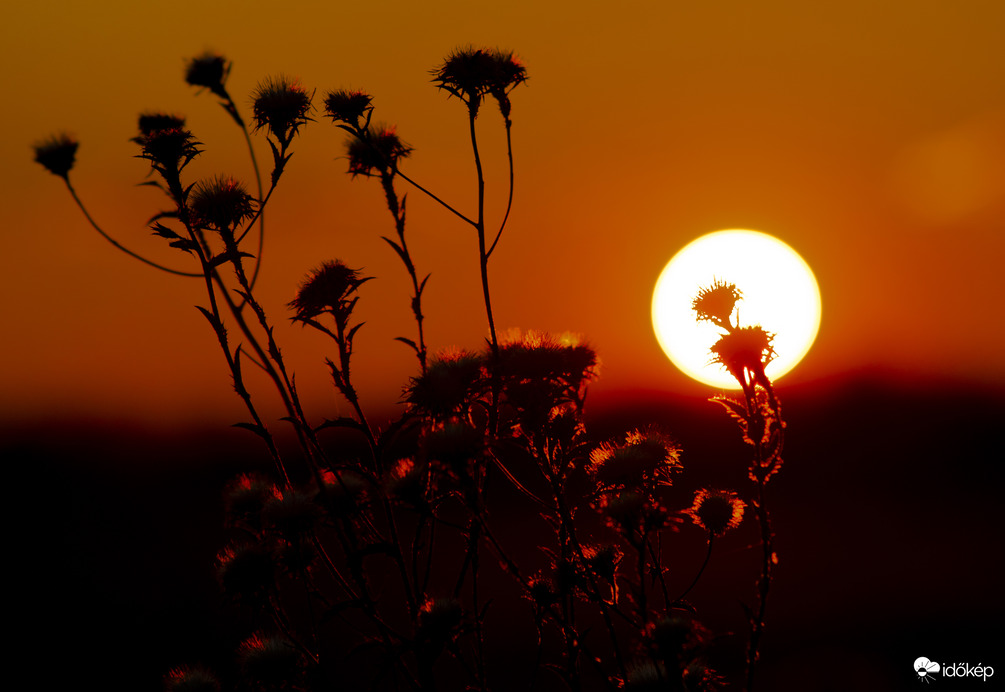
915 657 940 682
915 656 995 683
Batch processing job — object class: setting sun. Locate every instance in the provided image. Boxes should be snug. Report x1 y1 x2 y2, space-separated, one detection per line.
652 229 822 389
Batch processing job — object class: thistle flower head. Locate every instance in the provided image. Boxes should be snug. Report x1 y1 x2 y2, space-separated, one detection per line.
526 575 558 610
589 428 681 491
251 75 313 143
324 88 373 128
346 124 412 177
33 133 78 180
710 325 775 384
404 349 484 417
216 542 275 601
262 487 319 538
644 614 712 665
432 47 527 116
687 488 745 537
238 633 302 685
317 469 369 516
223 473 275 530
581 543 622 583
137 112 186 137
185 52 230 97
189 175 257 232
289 260 371 321
692 279 742 327
624 662 669 692
164 666 221 692
386 457 428 510
417 597 463 644
134 125 201 176
497 331 598 390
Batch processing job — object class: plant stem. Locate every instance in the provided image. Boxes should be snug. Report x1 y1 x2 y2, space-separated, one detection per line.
675 535 714 604
64 179 200 277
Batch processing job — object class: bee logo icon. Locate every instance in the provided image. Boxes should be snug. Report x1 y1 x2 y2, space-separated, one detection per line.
915 657 940 683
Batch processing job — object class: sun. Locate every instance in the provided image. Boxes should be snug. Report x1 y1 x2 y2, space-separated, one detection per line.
652 229 821 389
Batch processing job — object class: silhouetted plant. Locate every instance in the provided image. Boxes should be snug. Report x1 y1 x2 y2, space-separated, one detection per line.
35 47 789 692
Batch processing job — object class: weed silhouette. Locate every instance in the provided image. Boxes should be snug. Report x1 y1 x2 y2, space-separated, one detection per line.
36 47 787 692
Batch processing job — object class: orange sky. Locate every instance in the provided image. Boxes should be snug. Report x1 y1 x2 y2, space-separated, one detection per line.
4 1 1005 427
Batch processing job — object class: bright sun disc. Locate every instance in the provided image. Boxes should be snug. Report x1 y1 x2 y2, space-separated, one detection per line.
652 229 821 389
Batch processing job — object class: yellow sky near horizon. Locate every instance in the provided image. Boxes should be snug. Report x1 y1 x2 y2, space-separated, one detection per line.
3 0 1005 427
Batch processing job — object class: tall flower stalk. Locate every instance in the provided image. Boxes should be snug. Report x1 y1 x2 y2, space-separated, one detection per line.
325 92 430 373
186 51 268 289
693 279 785 691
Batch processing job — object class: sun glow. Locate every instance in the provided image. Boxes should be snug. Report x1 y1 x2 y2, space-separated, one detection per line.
652 230 821 389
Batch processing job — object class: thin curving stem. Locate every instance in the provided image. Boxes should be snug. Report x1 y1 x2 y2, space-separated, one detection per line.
64 178 200 277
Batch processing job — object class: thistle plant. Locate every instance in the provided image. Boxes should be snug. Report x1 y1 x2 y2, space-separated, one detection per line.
35 48 789 692
693 279 786 690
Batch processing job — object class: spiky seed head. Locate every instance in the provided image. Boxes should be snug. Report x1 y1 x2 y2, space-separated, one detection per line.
262 487 319 538
404 349 484 417
238 633 302 685
33 133 78 180
289 260 370 321
251 75 313 142
324 88 373 127
164 666 221 692
417 597 463 644
687 488 745 537
134 126 201 174
216 542 274 600
346 124 412 177
431 46 527 116
189 175 256 232
137 112 187 137
692 279 742 327
185 52 230 97
709 325 775 384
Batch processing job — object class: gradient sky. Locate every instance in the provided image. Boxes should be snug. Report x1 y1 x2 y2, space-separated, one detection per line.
4 0 1004 427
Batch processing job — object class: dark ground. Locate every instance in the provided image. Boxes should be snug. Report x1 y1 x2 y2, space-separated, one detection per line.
7 372 1003 691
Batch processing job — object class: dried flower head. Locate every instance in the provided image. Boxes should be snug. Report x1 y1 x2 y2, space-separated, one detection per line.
589 428 681 491
134 126 201 177
624 662 669 692
33 133 78 180
417 597 463 644
185 52 230 97
582 543 622 583
692 279 742 328
324 88 373 127
216 542 275 600
289 260 371 321
497 331 598 390
137 113 186 137
709 325 775 384
223 473 275 530
643 615 714 681
189 175 257 232
238 633 302 685
687 488 745 537
432 47 527 116
164 665 221 692
386 457 428 510
404 349 484 417
251 75 313 143
262 487 319 538
526 575 559 610
346 124 412 177
317 469 369 516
